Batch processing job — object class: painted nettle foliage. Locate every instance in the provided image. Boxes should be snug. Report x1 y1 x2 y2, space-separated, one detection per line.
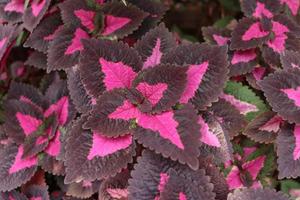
2 0 300 199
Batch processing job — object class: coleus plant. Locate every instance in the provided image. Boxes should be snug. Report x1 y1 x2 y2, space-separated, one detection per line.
0 73 75 191
1 0 300 199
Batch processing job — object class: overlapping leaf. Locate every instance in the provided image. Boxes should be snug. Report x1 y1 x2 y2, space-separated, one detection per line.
47 27 90 71
244 111 282 143
79 38 142 98
223 81 268 121
277 123 300 179
162 43 229 110
128 150 214 200
64 115 135 183
260 68 300 124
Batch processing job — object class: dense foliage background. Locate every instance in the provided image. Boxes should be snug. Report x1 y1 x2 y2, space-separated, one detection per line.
1 0 300 199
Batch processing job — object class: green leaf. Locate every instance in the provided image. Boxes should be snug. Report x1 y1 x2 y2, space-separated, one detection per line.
224 81 269 121
16 31 26 46
241 138 256 147
233 143 243 155
245 144 272 162
259 148 275 178
244 144 276 183
223 165 233 177
59 126 67 137
214 16 234 28
281 180 300 194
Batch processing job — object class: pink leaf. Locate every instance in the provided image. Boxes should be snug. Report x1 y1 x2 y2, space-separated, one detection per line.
220 93 258 115
44 130 61 156
179 192 187 200
74 9 96 31
281 86 300 107
281 0 300 15
258 115 283 132
4 0 24 13
108 100 141 120
102 15 131 36
44 96 69 125
243 147 257 158
253 2 273 19
198 116 221 147
137 112 184 149
213 34 230 46
179 62 209 104
31 0 46 17
267 21 289 53
136 82 168 106
251 181 262 189
158 173 169 193
242 22 269 41
231 49 257 65
242 155 266 180
35 135 48 145
143 39 162 69
99 57 137 90
9 145 38 174
16 112 42 136
252 67 266 80
87 133 132 160
65 28 89 55
290 188 300 197
293 125 300 160
226 166 243 190
106 188 129 199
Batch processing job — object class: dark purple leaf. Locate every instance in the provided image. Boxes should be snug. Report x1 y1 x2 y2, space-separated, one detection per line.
162 43 228 110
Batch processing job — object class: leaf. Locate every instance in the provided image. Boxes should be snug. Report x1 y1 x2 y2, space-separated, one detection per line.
79 38 142 98
159 169 216 200
24 12 63 53
243 112 281 143
127 0 168 37
100 1 148 38
64 115 135 183
24 185 50 200
133 104 201 170
22 0 51 31
0 144 38 192
281 180 300 194
227 188 289 200
162 43 229 110
132 64 187 113
259 68 300 124
224 81 268 121
47 27 90 71
214 16 234 28
277 124 300 179
134 23 176 69
128 150 214 200
84 89 136 137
